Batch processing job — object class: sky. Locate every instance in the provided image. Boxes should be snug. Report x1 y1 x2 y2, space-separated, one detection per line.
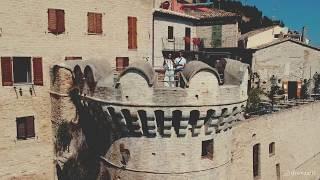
243 0 320 47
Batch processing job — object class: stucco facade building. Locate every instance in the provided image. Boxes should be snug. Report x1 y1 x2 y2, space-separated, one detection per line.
1 0 320 180
252 39 320 98
0 0 154 179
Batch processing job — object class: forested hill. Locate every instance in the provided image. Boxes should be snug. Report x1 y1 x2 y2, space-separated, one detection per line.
212 0 284 34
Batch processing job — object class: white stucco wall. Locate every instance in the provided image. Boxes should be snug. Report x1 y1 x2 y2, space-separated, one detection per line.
154 16 197 67
246 26 288 48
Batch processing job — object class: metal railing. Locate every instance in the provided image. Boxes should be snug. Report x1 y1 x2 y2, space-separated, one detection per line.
161 37 238 51
162 37 201 52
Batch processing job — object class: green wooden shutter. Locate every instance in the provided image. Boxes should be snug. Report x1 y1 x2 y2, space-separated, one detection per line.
212 25 222 48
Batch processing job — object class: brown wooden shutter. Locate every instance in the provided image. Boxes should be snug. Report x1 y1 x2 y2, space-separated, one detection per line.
57 10 65 33
128 17 133 49
33 57 43 86
17 119 26 139
132 17 137 49
96 13 103 34
26 116 35 138
48 9 57 32
88 12 96 33
1 57 13 86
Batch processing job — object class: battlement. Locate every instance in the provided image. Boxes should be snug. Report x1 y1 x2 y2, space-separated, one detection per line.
51 58 249 138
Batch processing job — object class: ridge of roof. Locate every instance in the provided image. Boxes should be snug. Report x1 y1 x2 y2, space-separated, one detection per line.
239 25 279 40
154 7 239 20
255 38 320 51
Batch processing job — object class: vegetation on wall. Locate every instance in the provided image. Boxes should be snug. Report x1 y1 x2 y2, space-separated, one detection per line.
56 121 72 152
212 0 284 34
246 88 264 113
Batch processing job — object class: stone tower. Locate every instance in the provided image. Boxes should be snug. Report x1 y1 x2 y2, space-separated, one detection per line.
50 59 249 180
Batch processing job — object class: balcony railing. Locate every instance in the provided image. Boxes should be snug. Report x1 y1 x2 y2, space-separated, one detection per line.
162 37 201 52
162 37 237 51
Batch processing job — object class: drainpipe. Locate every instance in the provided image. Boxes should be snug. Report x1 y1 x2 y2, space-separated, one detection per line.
152 0 155 67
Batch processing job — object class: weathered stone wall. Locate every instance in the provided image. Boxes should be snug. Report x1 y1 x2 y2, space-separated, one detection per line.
103 131 233 180
230 102 320 180
196 23 239 48
252 41 320 90
0 0 153 179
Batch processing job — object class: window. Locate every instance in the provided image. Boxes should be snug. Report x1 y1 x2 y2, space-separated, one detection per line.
13 57 32 83
116 57 129 72
87 12 103 34
253 143 261 178
168 26 174 40
128 16 137 49
212 25 222 47
1 57 43 86
269 142 275 156
16 116 35 140
201 139 213 159
65 56 82 61
276 163 280 180
274 34 280 38
48 9 65 34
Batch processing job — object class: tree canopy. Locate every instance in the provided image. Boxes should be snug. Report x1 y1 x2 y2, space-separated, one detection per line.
212 0 284 33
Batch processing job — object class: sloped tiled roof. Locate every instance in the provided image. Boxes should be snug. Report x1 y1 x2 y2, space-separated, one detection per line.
255 38 320 51
153 8 199 20
154 7 238 20
239 26 278 40
191 8 239 19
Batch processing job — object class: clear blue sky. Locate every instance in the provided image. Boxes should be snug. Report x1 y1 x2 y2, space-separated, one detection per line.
242 0 320 47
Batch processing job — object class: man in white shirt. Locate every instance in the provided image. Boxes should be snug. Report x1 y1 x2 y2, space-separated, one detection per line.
174 51 186 87
174 51 186 72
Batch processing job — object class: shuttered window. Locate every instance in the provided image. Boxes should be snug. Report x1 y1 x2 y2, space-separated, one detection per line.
48 9 65 34
33 57 43 86
128 16 137 49
212 25 222 47
1 57 13 86
88 12 103 34
65 56 82 61
16 116 35 140
116 57 129 72
1 57 43 86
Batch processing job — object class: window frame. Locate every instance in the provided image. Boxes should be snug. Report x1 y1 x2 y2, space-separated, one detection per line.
1 56 43 86
269 142 275 156
48 8 65 34
201 139 214 160
128 16 137 49
168 26 174 40
87 12 103 35
12 57 33 84
16 116 35 140
253 143 261 178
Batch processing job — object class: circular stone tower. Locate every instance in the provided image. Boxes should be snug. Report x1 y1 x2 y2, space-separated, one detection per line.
51 59 249 180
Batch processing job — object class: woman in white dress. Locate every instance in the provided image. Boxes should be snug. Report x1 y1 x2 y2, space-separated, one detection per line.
163 54 175 87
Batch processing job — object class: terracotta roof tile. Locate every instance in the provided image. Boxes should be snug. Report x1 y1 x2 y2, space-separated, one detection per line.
189 8 239 19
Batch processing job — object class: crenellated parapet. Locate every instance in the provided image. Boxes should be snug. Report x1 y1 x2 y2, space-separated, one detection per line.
50 58 249 138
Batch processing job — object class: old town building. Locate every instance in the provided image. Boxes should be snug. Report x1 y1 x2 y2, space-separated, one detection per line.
1 0 320 180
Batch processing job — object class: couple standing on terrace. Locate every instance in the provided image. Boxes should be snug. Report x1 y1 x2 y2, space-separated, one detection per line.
163 51 186 87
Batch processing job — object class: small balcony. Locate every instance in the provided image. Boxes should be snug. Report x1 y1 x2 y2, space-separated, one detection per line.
162 37 202 52
162 37 237 52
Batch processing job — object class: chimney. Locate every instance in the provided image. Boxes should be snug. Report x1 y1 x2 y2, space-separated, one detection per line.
301 26 306 43
171 0 183 12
